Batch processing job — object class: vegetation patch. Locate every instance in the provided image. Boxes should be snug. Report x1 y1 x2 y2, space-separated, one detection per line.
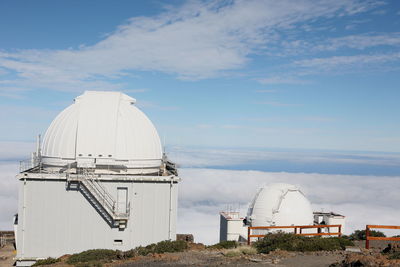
238 246 257 255
207 240 238 250
254 232 354 254
32 257 60 266
66 249 119 264
74 262 103 267
63 240 188 265
348 229 386 240
135 240 188 256
223 249 242 257
388 252 400 260
221 246 257 257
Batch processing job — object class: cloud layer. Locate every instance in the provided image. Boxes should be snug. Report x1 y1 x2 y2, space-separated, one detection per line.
178 168 400 244
1 161 398 246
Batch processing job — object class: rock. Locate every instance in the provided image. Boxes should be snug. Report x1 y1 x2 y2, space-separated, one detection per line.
345 246 362 253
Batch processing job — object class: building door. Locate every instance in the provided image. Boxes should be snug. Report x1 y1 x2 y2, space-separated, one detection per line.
117 187 128 214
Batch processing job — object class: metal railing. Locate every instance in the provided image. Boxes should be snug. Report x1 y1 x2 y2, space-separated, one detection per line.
79 172 130 220
19 158 40 173
247 224 342 245
366 225 400 249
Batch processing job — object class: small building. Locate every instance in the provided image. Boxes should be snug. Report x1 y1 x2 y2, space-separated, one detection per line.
15 91 180 266
219 212 248 242
314 211 346 233
219 183 345 242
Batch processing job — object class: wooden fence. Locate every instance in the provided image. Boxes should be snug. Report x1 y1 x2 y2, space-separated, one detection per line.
366 225 400 249
247 224 342 245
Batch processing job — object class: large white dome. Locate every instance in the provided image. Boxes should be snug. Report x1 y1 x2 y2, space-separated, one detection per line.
41 91 163 172
247 183 313 227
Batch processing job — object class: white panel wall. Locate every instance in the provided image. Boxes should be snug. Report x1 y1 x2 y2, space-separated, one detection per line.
16 179 178 260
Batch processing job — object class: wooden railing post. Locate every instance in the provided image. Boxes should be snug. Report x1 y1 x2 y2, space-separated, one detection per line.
247 227 251 245
339 225 342 237
365 225 370 249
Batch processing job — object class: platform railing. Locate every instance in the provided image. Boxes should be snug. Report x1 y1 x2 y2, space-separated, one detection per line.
366 225 400 249
247 224 342 245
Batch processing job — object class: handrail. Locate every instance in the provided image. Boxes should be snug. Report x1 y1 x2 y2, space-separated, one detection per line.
82 170 115 208
366 225 400 249
77 170 130 221
89 177 115 208
247 224 342 245
81 179 115 216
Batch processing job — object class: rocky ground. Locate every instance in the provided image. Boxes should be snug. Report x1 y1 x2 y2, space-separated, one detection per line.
1 242 400 267
112 249 345 267
0 244 15 267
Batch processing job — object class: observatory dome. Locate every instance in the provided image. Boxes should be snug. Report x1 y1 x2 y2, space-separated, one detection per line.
41 91 162 172
247 183 313 227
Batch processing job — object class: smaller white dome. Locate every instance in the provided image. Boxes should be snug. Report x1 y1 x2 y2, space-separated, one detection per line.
247 183 313 228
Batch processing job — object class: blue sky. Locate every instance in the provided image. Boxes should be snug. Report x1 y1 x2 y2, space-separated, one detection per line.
1 0 400 238
0 0 400 153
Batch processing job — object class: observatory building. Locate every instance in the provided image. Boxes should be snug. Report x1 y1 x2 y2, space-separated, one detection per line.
220 183 345 242
14 91 179 266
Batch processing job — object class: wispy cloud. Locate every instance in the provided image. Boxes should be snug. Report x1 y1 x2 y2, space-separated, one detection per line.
315 33 400 51
294 52 400 70
168 146 400 172
257 76 310 85
136 100 179 111
0 0 379 93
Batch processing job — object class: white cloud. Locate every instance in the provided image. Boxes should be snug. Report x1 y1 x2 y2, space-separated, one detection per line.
1 160 399 245
319 33 400 50
177 168 400 244
257 76 310 85
168 146 400 169
294 52 400 70
0 0 379 92
0 162 19 230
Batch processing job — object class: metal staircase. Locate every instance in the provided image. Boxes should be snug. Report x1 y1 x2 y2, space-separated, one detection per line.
67 169 130 229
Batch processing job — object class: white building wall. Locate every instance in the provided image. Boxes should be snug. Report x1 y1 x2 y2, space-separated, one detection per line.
16 178 178 263
219 213 247 242
326 216 345 234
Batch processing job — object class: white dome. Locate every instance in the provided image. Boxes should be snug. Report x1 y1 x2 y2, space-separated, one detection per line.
41 91 163 172
247 183 313 227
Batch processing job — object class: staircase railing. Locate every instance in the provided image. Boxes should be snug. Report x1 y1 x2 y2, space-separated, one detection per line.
74 169 130 222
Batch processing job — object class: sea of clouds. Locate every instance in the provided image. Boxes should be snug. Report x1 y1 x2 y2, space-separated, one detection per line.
1 144 399 245
178 168 400 244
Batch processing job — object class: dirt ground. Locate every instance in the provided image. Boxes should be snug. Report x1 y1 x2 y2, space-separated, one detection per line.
0 244 16 267
0 241 397 267
112 250 346 267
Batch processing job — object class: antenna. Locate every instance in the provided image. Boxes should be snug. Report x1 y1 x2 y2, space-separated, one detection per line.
163 135 166 154
36 134 41 157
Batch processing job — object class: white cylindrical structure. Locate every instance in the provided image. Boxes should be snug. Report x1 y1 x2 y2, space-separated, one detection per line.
247 183 314 229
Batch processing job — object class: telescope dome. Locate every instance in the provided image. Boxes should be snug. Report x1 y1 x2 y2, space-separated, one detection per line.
247 183 313 227
41 91 162 173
